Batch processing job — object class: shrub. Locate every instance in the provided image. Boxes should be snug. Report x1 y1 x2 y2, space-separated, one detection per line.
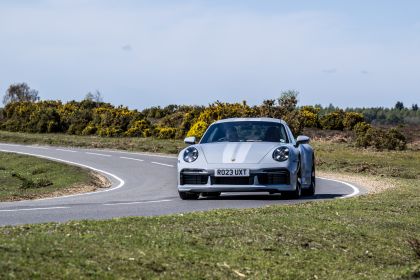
355 126 406 150
97 126 123 137
384 128 406 150
81 124 97 135
343 112 364 130
0 95 391 141
277 90 298 113
355 127 376 148
299 108 319 128
282 111 304 136
187 121 209 139
354 122 371 135
320 110 345 130
125 120 151 137
47 120 60 133
142 128 152 138
177 112 198 139
156 127 177 139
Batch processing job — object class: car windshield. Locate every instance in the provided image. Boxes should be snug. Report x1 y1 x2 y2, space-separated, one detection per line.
200 121 289 144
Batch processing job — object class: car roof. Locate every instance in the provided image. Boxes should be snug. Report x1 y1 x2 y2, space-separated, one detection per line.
213 117 286 125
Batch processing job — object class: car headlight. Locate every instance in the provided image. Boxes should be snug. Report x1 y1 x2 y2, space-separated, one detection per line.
183 147 199 163
272 146 289 162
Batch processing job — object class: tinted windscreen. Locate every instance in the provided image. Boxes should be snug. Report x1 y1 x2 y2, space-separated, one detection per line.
200 121 289 144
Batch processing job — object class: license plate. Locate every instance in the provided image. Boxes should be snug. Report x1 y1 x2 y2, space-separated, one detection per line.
215 168 250 177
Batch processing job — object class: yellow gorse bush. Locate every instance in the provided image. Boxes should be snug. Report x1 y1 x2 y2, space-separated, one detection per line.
0 93 368 141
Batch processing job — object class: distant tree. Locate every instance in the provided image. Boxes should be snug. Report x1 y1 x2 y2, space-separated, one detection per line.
277 90 298 112
412 104 419 111
395 101 404 110
327 103 335 110
84 90 103 102
3 83 39 105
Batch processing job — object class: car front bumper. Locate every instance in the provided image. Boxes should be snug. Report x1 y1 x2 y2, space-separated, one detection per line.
177 167 298 193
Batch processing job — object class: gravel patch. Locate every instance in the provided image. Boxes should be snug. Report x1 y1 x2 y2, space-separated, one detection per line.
318 171 397 194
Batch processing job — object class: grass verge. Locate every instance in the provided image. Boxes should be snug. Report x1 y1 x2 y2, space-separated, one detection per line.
0 132 419 278
0 179 418 279
0 152 107 201
312 141 420 180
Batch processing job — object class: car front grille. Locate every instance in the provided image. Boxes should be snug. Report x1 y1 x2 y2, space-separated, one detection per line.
180 170 208 185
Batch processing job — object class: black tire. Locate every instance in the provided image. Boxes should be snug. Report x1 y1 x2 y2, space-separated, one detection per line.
302 161 316 196
283 161 302 199
201 192 221 198
178 191 200 200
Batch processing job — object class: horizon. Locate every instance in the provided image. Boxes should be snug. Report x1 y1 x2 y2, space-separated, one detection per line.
2 92 414 111
1 1 419 109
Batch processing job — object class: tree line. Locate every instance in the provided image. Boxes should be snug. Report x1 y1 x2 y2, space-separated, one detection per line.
0 83 412 150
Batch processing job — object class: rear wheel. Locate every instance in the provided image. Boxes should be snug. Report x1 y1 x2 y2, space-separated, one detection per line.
178 191 200 200
202 192 221 198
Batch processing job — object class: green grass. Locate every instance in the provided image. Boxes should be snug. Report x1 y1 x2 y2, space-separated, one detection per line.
0 152 94 201
0 130 185 154
0 179 418 279
313 141 420 180
0 131 419 278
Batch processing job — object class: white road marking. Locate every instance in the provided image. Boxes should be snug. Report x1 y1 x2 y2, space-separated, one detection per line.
317 177 360 198
120 156 144 162
104 199 173 206
0 206 70 212
86 152 111 157
56 149 77 153
31 146 49 150
151 161 174 167
0 149 125 201
95 149 177 159
0 143 21 147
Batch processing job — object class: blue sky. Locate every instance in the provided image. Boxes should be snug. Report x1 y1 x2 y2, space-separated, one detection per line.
0 0 419 109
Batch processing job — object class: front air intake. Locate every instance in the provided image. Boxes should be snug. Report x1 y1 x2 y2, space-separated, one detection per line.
258 169 290 185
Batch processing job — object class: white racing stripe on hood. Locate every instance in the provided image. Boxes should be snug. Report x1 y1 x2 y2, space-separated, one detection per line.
222 143 253 163
201 142 278 164
235 143 253 163
222 143 237 163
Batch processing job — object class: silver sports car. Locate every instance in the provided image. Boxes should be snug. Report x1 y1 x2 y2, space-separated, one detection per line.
177 118 315 200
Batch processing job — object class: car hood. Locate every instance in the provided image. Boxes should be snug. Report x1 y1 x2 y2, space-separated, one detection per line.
200 142 279 164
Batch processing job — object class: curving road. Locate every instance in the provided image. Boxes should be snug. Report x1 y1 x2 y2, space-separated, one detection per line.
0 143 364 226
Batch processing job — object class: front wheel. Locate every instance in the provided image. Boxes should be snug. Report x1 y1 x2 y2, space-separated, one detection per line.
283 162 302 199
179 191 200 200
303 162 316 196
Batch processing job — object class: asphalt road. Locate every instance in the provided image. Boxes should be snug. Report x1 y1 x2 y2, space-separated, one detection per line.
0 143 364 226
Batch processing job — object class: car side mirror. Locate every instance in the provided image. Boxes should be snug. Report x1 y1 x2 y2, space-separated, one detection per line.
184 136 196 145
296 135 310 146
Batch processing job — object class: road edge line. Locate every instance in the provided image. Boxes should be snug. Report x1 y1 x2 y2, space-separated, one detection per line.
0 149 125 201
317 176 360 198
